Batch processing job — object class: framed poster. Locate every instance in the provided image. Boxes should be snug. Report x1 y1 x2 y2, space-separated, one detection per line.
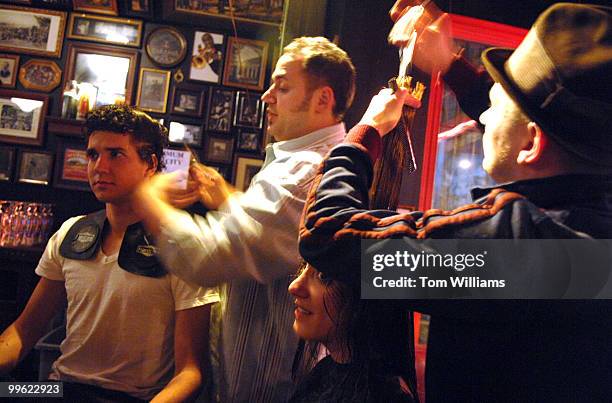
136 68 171 113
232 155 263 191
146 26 187 67
223 37 268 91
0 5 66 57
234 91 263 128
0 90 48 146
63 42 139 107
206 88 234 133
189 31 224 84
54 139 90 191
204 135 234 164
0 54 20 88
124 0 152 18
0 146 16 181
170 86 205 117
67 13 143 47
17 150 53 185
18 59 62 92
73 0 119 16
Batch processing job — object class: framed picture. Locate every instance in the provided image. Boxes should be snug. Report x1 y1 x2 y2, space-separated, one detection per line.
146 26 187 67
0 90 48 146
136 68 171 114
67 13 143 47
208 163 231 181
232 155 263 192
206 88 234 133
73 0 119 16
64 43 138 107
234 91 263 128
189 31 224 84
17 150 53 185
0 146 16 181
236 129 261 153
18 59 62 92
53 139 90 190
168 121 203 147
223 37 269 91
204 135 234 164
173 0 222 17
0 54 19 88
124 0 152 18
171 86 205 117
0 5 66 57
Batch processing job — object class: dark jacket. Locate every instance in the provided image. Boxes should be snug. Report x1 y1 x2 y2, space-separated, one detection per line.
298 57 612 402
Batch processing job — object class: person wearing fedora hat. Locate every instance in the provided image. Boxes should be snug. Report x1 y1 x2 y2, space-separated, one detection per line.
299 2 612 402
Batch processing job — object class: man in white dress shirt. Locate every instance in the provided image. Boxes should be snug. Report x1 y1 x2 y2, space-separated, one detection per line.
134 37 356 402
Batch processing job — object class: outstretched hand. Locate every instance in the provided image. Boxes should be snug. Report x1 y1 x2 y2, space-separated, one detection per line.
358 88 421 137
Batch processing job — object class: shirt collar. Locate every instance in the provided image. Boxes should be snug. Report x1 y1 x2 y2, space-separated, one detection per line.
268 122 346 159
471 174 612 208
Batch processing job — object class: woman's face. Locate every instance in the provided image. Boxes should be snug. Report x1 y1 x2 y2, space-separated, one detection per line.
288 264 340 343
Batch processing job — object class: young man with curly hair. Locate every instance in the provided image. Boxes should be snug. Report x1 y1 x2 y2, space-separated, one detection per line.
0 105 219 402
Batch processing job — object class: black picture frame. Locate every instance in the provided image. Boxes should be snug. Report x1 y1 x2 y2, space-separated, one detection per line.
206 88 234 133
234 91 263 128
168 121 203 148
17 150 53 185
123 0 153 18
0 146 15 181
204 134 234 164
171 86 205 117
236 129 261 153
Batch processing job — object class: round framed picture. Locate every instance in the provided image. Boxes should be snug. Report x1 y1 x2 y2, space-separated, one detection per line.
145 27 187 68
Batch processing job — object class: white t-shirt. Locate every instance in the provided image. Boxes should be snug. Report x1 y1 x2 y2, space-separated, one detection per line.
35 215 219 400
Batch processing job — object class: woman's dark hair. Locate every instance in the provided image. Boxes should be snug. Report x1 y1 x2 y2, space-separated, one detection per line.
292 262 418 401
85 104 168 171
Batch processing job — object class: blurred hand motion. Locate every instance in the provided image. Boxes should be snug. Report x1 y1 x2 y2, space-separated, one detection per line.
188 163 236 210
389 0 459 75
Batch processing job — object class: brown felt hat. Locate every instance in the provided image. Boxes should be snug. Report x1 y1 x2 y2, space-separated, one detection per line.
481 3 612 166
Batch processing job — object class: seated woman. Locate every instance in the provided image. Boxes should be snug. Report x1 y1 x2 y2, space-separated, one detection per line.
288 263 417 402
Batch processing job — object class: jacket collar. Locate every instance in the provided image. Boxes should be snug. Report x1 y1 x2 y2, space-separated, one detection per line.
471 174 612 208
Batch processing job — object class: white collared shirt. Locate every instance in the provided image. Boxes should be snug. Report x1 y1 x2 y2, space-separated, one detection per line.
156 122 346 402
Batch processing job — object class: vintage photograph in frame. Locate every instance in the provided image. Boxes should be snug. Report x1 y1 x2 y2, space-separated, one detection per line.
206 88 234 133
189 31 224 84
146 26 186 67
0 5 66 57
223 37 268 91
0 146 16 181
18 59 62 92
73 0 119 15
236 129 260 153
173 0 223 17
171 86 204 117
64 42 138 107
54 139 90 191
204 135 234 164
0 90 48 146
234 91 263 128
17 150 53 185
0 54 20 88
232 155 263 192
136 68 171 114
67 13 143 47
168 121 203 147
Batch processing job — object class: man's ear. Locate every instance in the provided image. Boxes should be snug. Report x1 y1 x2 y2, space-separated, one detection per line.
517 122 547 165
147 154 159 176
314 86 336 114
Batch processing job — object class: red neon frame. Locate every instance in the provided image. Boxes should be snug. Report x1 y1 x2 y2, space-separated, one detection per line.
418 14 527 210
